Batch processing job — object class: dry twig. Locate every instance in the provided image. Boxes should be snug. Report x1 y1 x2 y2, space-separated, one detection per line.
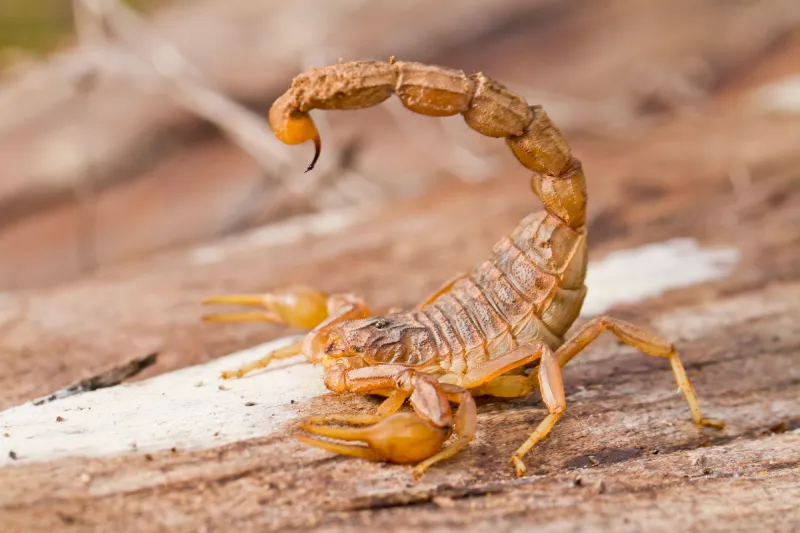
69 0 387 236
73 0 294 178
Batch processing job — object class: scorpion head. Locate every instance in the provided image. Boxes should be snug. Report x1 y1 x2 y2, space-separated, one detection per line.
321 314 437 367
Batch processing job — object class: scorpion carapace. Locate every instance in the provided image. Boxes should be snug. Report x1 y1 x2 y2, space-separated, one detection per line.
203 59 724 479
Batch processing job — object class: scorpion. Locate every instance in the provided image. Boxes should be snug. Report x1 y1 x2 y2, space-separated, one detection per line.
202 59 725 479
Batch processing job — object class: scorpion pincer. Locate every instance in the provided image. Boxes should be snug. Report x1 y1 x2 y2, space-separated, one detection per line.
202 58 725 479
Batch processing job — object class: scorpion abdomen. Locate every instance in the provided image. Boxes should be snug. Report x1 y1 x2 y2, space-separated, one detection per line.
418 208 588 367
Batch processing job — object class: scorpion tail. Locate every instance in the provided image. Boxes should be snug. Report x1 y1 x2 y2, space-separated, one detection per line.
268 60 400 172
268 60 587 229
506 106 587 230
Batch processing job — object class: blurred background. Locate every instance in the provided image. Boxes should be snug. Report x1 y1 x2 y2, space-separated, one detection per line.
0 0 798 291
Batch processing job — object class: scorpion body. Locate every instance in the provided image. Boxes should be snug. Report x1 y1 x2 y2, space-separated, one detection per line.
411 205 588 375
204 59 723 479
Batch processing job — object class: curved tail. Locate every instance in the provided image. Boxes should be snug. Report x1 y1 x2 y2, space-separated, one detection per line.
268 59 587 230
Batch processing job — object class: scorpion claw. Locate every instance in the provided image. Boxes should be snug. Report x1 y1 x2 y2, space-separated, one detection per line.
297 412 449 465
202 295 282 324
201 286 331 330
201 294 268 307
295 433 380 461
202 308 284 325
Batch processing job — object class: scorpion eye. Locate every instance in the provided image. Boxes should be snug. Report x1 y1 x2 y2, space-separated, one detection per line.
374 319 389 330
354 346 365 353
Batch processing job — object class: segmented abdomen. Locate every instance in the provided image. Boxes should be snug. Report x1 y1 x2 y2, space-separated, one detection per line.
417 208 587 373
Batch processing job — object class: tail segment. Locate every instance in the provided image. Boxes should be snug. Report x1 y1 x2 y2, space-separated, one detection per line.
268 60 587 229
508 107 587 230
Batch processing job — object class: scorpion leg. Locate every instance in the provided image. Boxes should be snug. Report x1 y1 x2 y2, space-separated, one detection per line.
299 365 476 479
306 389 410 426
411 383 477 479
470 374 534 398
219 340 305 379
461 344 545 387
508 347 565 477
461 344 545 397
452 343 566 477
555 316 725 429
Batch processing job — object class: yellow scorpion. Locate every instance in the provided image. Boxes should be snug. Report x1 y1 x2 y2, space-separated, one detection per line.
203 59 724 479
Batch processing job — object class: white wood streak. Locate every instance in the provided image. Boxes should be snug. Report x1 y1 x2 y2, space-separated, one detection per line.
580 238 739 316
190 207 370 265
754 74 800 115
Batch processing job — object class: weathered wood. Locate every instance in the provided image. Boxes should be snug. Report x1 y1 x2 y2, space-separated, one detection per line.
2 110 800 532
